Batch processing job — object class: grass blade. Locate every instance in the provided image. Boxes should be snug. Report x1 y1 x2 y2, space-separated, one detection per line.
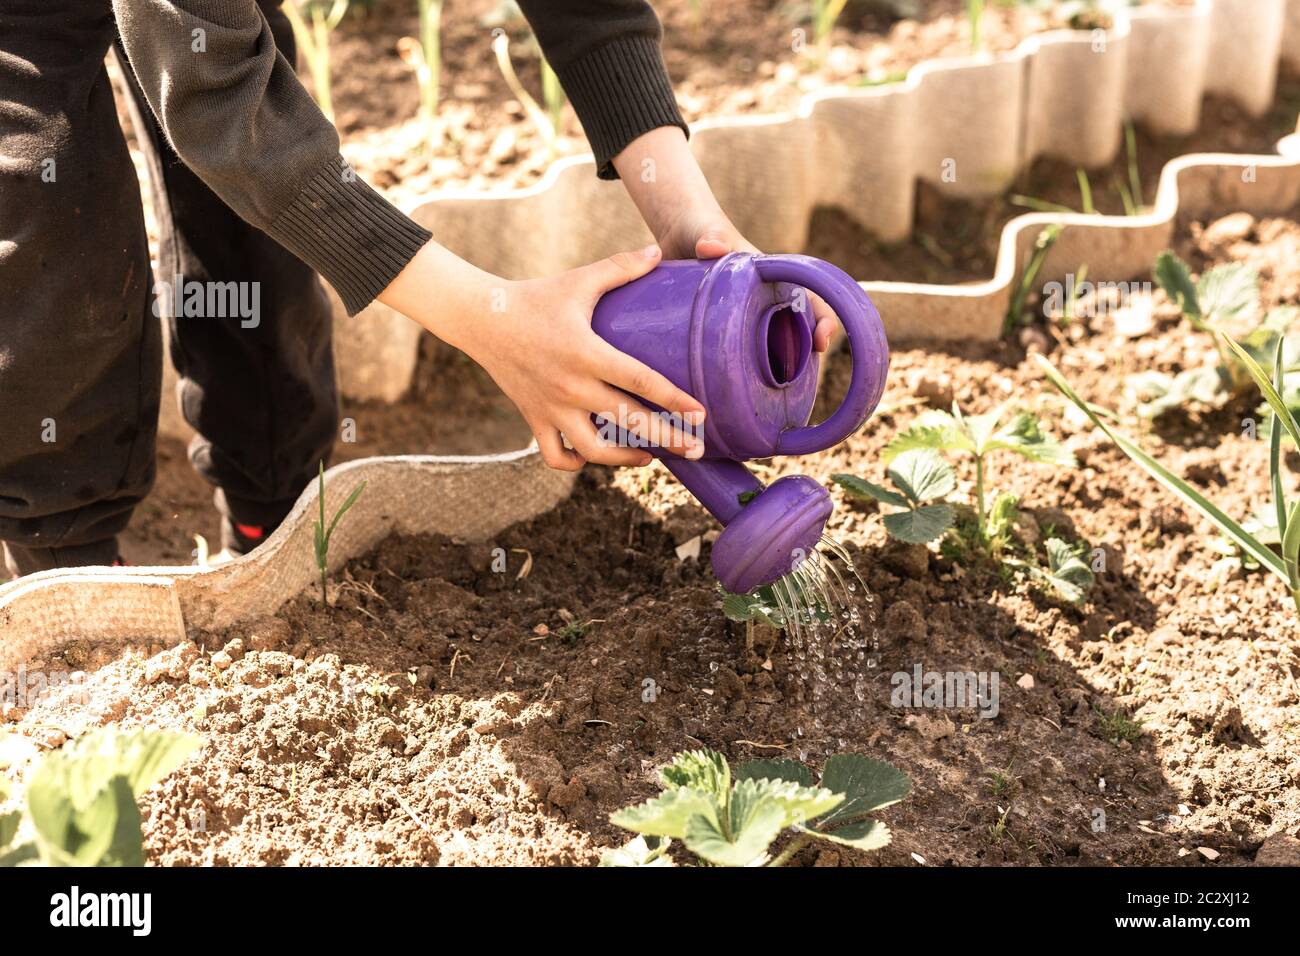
1220 332 1300 448
1271 338 1287 542
1125 119 1144 210
1076 169 1094 215
1035 355 1288 581
1284 501 1300 591
325 482 368 542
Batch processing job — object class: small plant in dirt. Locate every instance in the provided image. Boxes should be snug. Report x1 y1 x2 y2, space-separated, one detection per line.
1094 704 1143 745
491 28 566 158
555 620 588 645
840 402 1075 543
284 0 350 122
1 729 200 867
1039 337 1300 617
1128 251 1299 419
313 461 368 605
833 405 1090 602
397 0 443 149
601 748 911 867
1003 536 1095 604
720 584 828 650
833 449 956 545
1004 224 1062 331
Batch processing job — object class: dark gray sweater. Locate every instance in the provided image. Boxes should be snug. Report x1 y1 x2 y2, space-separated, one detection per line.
113 1 687 315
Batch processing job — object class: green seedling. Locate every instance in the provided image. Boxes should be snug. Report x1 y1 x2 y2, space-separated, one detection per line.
602 748 911 867
967 0 985 52
1 729 201 867
832 449 956 545
721 584 829 651
312 461 367 605
1005 224 1062 331
555 620 588 644
1039 340 1300 618
492 29 565 158
812 0 850 52
1076 169 1095 214
832 406 1085 600
1129 251 1299 418
284 0 350 122
1004 536 1096 604
397 0 443 149
882 402 1075 542
540 58 565 141
986 760 1016 797
1008 168 1094 217
1056 0 1137 30
1117 119 1144 215
1094 704 1143 744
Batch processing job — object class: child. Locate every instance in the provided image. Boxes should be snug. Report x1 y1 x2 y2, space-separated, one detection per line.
0 0 837 577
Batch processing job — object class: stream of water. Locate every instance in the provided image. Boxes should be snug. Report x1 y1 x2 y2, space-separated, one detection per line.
767 533 881 760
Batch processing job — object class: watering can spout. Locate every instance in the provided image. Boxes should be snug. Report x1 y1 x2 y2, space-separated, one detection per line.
662 456 834 594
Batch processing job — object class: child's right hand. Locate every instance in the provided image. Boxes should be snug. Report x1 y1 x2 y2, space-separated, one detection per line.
380 240 707 472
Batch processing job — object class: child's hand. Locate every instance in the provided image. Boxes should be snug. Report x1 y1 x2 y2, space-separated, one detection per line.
385 240 706 472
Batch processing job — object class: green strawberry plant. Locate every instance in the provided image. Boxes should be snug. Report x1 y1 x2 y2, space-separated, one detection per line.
1 728 201 867
837 401 1074 544
720 584 829 651
1003 536 1096 605
1129 251 1299 419
601 748 911 867
831 405 1090 603
832 449 956 544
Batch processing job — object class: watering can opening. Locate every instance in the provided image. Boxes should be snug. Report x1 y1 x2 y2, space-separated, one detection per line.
758 302 813 388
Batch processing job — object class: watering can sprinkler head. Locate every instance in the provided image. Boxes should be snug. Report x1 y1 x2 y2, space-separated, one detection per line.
591 252 889 594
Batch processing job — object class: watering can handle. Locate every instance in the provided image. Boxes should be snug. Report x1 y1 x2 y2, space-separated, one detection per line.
755 255 890 456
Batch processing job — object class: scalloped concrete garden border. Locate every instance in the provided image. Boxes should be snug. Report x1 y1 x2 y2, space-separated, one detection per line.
301 0 1300 411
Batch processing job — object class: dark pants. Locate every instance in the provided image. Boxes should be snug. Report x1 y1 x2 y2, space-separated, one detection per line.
0 0 338 576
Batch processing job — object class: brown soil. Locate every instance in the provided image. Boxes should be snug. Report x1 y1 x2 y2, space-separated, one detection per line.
336 0 1079 204
14 208 1300 866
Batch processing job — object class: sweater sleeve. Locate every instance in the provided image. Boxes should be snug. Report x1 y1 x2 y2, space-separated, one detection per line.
111 0 430 315
515 0 688 179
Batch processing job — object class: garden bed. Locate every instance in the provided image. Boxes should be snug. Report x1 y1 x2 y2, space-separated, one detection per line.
118 86 1300 566
9 205 1299 866
334 0 1091 203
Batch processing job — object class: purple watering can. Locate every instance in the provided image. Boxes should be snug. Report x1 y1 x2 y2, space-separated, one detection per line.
591 252 889 594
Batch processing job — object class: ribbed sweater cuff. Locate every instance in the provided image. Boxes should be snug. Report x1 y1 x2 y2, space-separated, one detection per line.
266 158 432 315
558 35 689 180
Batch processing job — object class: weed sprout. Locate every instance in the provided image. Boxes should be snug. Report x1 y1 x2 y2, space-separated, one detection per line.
312 461 367 605
284 0 351 122
491 30 565 159
397 0 443 151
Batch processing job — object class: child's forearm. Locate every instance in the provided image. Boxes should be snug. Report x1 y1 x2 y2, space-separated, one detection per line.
612 127 727 248
377 240 496 351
